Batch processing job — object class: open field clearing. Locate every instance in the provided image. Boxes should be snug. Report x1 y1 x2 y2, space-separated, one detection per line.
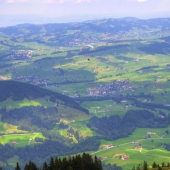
0 133 45 147
80 100 141 118
91 127 170 168
0 122 26 134
0 21 170 168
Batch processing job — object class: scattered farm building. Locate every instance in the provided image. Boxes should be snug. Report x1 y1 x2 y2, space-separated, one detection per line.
134 146 142 150
147 131 155 134
98 156 107 160
121 155 129 160
10 141 17 145
102 144 114 149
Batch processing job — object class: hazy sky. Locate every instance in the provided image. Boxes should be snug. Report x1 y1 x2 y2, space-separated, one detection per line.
0 0 170 26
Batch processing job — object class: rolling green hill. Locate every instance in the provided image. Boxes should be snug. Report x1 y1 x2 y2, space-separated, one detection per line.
0 18 170 169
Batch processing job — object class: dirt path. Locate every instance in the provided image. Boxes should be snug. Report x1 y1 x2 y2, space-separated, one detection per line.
160 133 166 138
91 136 170 155
140 148 143 153
155 133 161 138
3 133 33 137
28 133 38 145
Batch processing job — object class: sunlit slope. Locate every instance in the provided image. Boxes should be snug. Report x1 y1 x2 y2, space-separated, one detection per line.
90 127 170 169
0 122 25 134
0 18 170 168
0 80 90 146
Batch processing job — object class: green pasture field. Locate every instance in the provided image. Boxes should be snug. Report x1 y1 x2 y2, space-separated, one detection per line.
90 127 170 169
48 82 92 96
1 39 169 99
58 128 80 143
70 120 97 137
100 127 170 147
81 100 130 118
95 147 170 169
0 122 25 134
1 31 170 168
0 133 45 147
0 98 49 108
56 120 97 143
0 97 59 110
57 104 90 122
53 116 96 142
80 100 150 118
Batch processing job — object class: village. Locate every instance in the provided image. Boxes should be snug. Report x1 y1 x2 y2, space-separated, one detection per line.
86 80 137 96
14 74 49 87
10 50 33 60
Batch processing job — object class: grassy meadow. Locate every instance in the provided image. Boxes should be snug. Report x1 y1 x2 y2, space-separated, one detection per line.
0 26 170 168
0 133 45 147
91 127 170 169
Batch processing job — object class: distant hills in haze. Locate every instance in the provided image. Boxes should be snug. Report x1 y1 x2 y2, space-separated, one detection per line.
0 17 170 169
0 17 170 46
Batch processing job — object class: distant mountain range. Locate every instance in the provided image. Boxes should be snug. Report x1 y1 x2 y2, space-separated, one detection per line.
0 17 169 45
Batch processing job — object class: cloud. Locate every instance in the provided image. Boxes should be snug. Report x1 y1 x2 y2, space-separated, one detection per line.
44 0 55 4
127 0 147 2
6 0 91 3
46 0 53 3
57 0 90 3
7 0 14 2
75 0 90 3
6 0 148 4
7 0 28 3
137 0 147 2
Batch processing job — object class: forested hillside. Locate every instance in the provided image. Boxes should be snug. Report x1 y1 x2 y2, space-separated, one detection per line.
0 153 123 170
87 109 170 140
0 80 88 114
0 17 170 169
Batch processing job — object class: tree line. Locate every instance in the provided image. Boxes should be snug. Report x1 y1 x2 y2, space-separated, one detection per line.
1 106 59 130
87 109 170 140
162 143 170 151
0 80 88 114
0 137 100 164
132 160 170 170
2 157 170 170
0 153 122 170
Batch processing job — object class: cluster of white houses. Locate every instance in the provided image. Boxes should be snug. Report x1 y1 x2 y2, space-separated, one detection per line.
87 80 136 96
102 144 114 149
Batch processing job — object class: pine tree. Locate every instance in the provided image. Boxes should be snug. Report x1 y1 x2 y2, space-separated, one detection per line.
167 162 170 167
49 157 55 170
24 164 29 170
68 166 73 170
94 155 102 170
54 157 61 170
136 164 141 170
162 162 165 167
158 165 162 170
152 162 157 168
61 157 69 170
132 166 136 170
143 161 148 170
15 162 21 170
42 162 48 170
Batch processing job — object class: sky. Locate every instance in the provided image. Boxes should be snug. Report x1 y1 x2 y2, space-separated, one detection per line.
0 0 170 27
